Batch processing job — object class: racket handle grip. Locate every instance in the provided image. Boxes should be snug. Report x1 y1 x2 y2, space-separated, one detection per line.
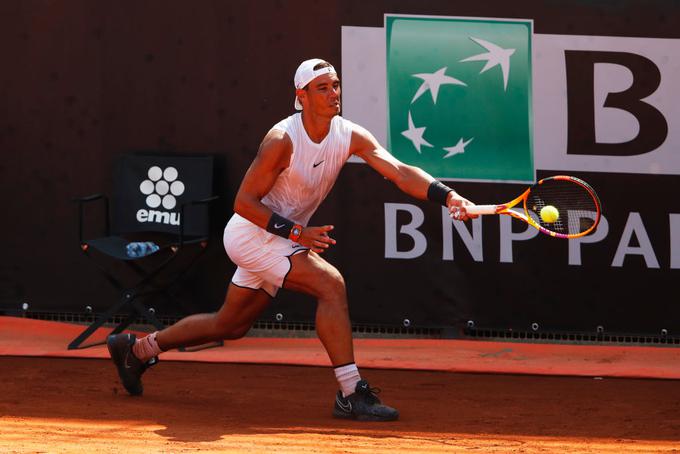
465 204 499 215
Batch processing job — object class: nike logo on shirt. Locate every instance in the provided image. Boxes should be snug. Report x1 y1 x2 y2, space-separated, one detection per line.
313 160 324 168
274 223 286 229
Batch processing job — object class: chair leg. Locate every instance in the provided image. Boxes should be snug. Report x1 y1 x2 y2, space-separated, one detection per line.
67 297 128 350
109 310 138 335
178 340 224 352
68 290 167 350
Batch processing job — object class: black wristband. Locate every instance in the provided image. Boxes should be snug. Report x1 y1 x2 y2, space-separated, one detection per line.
266 213 295 239
427 180 453 206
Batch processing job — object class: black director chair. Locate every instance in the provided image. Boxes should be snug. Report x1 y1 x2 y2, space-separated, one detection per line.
70 153 219 350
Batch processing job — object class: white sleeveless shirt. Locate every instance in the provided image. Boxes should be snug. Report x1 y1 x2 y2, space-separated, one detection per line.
261 113 355 225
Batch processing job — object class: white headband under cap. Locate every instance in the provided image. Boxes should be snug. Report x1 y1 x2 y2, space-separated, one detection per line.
293 58 337 110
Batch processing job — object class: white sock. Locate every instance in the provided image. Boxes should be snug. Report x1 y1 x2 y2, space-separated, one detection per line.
132 331 162 362
334 363 361 397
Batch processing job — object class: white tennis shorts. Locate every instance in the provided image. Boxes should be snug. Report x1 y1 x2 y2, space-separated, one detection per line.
223 213 308 297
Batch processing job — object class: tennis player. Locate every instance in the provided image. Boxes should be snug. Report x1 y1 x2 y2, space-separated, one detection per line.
107 58 475 422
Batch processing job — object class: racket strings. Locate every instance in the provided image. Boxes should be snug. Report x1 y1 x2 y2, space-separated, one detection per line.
526 179 599 235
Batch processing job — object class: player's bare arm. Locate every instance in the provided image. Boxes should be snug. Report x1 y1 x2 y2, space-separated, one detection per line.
349 125 477 221
233 129 336 253
233 128 291 227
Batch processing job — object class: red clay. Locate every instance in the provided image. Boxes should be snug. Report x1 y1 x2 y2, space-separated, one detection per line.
2 356 680 452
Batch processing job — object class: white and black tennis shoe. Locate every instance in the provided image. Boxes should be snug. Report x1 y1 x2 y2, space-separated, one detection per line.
332 380 399 421
107 333 157 396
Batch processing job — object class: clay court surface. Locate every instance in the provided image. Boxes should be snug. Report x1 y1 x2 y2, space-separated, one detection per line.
2 356 680 453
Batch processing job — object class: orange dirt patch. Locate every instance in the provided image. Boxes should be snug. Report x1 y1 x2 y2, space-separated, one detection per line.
1 357 680 452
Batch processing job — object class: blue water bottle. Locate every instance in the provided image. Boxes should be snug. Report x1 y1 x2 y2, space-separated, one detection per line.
126 241 159 258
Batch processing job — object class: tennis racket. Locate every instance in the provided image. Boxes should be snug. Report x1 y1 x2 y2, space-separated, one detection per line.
464 175 602 239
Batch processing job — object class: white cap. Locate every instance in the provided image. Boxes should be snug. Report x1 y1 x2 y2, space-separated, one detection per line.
293 58 337 110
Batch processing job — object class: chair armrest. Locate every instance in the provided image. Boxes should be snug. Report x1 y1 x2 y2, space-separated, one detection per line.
72 193 110 243
178 195 220 246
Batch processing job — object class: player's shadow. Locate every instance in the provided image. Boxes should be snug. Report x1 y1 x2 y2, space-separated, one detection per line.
145 362 680 444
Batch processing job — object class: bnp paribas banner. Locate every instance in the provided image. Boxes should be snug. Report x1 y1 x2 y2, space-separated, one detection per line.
386 15 533 182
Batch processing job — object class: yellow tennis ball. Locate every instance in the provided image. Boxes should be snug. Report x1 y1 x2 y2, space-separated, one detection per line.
540 205 560 223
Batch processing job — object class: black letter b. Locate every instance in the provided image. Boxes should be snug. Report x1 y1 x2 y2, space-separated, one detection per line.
565 50 667 156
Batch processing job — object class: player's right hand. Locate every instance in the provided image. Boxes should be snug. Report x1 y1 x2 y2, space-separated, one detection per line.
447 192 478 221
298 225 336 253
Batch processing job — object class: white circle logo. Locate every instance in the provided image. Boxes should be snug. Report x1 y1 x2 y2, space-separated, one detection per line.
148 166 163 181
139 166 185 210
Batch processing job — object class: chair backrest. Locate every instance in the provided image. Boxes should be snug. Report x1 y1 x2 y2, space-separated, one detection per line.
111 153 214 237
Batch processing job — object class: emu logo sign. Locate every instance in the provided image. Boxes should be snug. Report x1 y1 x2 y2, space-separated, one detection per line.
136 166 185 226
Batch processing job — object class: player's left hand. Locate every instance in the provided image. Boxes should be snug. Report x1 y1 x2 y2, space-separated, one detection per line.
447 192 478 221
298 225 336 254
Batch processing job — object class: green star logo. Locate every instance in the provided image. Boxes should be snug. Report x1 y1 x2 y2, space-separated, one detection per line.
386 15 534 182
